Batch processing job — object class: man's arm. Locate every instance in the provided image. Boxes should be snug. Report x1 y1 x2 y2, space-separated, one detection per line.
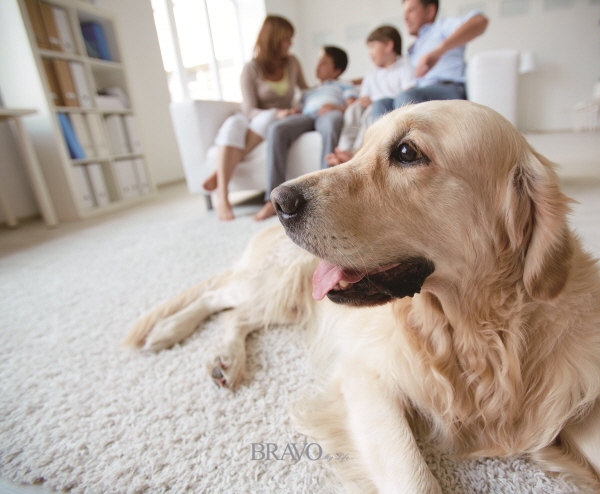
415 14 488 77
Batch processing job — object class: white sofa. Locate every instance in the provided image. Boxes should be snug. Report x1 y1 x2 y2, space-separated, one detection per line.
170 49 523 205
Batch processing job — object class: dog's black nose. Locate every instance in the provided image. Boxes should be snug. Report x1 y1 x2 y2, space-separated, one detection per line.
271 185 306 219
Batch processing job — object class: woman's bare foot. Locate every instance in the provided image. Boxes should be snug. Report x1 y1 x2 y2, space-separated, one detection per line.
216 199 235 221
202 172 218 192
253 201 276 221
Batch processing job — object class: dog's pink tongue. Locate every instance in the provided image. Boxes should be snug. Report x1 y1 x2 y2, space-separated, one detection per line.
312 260 365 300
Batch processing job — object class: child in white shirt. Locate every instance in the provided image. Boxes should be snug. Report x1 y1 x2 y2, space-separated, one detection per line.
326 26 415 165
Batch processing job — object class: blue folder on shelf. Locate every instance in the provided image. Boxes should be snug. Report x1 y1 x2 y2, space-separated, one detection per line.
58 113 86 160
80 22 111 61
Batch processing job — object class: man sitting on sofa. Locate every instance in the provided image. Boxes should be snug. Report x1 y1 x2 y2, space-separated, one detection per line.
371 0 488 119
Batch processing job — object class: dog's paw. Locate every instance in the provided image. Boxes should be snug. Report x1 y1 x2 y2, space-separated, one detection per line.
210 357 231 388
208 348 245 389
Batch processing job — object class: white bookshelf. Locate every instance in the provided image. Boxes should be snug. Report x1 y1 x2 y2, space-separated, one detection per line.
0 0 155 222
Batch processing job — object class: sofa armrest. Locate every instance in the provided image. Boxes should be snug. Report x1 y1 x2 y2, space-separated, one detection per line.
170 100 241 194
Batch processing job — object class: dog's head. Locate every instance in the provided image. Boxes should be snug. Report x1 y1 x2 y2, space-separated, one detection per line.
272 101 573 307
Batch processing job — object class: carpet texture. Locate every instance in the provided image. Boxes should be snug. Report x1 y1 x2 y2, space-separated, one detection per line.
1 187 598 494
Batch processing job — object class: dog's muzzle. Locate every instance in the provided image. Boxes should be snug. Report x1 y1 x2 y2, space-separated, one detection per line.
271 183 435 306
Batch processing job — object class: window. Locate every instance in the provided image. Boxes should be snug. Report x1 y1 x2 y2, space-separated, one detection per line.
151 0 266 102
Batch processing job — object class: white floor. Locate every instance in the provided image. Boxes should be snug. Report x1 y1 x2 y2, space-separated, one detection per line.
0 130 598 494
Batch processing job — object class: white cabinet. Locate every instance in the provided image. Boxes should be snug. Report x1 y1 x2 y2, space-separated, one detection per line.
0 0 155 221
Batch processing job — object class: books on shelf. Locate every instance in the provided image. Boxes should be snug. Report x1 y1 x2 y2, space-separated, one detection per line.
72 165 95 209
51 6 75 53
45 60 92 109
123 115 142 154
42 58 64 106
103 114 143 155
104 86 130 107
132 158 151 195
114 160 140 199
104 114 130 155
73 163 113 210
80 22 111 61
14 0 154 220
114 159 150 199
69 62 93 108
86 163 110 206
52 59 79 107
38 2 62 51
96 88 130 111
58 112 119 161
86 113 110 157
69 113 94 157
57 112 85 160
96 95 126 110
24 0 50 50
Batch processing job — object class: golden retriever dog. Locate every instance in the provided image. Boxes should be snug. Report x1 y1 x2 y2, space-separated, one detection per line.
125 100 600 493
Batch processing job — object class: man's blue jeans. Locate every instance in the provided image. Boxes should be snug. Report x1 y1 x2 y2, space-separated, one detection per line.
371 82 467 120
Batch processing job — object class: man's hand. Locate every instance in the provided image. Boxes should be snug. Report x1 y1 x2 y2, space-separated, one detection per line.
318 103 344 115
415 47 443 78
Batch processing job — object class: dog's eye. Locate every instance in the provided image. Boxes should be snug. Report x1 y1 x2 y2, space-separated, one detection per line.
391 142 423 166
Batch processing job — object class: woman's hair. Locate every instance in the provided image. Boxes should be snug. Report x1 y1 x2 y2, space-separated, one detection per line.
254 15 295 75
367 25 403 56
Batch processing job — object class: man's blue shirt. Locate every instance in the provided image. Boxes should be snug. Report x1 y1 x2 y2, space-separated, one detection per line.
408 9 483 87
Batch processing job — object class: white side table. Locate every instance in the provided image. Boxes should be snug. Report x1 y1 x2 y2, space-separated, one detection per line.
0 108 58 227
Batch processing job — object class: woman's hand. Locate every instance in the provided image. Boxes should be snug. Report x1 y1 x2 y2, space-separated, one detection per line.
276 107 301 119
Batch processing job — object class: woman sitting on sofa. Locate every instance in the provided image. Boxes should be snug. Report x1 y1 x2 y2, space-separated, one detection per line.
202 15 309 221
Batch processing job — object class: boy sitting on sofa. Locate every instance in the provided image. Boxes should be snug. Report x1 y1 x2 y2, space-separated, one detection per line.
254 45 357 221
326 25 415 166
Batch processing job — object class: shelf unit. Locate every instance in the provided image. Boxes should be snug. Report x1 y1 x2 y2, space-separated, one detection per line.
0 0 155 222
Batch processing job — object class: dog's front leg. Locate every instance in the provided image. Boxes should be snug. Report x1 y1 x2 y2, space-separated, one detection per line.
128 271 249 351
341 361 441 494
124 270 240 350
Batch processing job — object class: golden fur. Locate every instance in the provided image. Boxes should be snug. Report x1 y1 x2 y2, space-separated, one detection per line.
126 101 600 493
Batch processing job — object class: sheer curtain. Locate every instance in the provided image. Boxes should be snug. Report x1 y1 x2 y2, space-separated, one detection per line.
151 0 265 102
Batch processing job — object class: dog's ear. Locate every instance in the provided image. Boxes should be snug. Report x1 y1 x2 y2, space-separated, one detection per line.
503 150 573 301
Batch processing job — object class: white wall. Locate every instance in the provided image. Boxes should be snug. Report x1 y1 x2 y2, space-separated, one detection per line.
263 0 309 73
98 0 184 185
271 0 600 132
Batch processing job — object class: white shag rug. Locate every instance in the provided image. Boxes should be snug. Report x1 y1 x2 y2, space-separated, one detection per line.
1 185 599 494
